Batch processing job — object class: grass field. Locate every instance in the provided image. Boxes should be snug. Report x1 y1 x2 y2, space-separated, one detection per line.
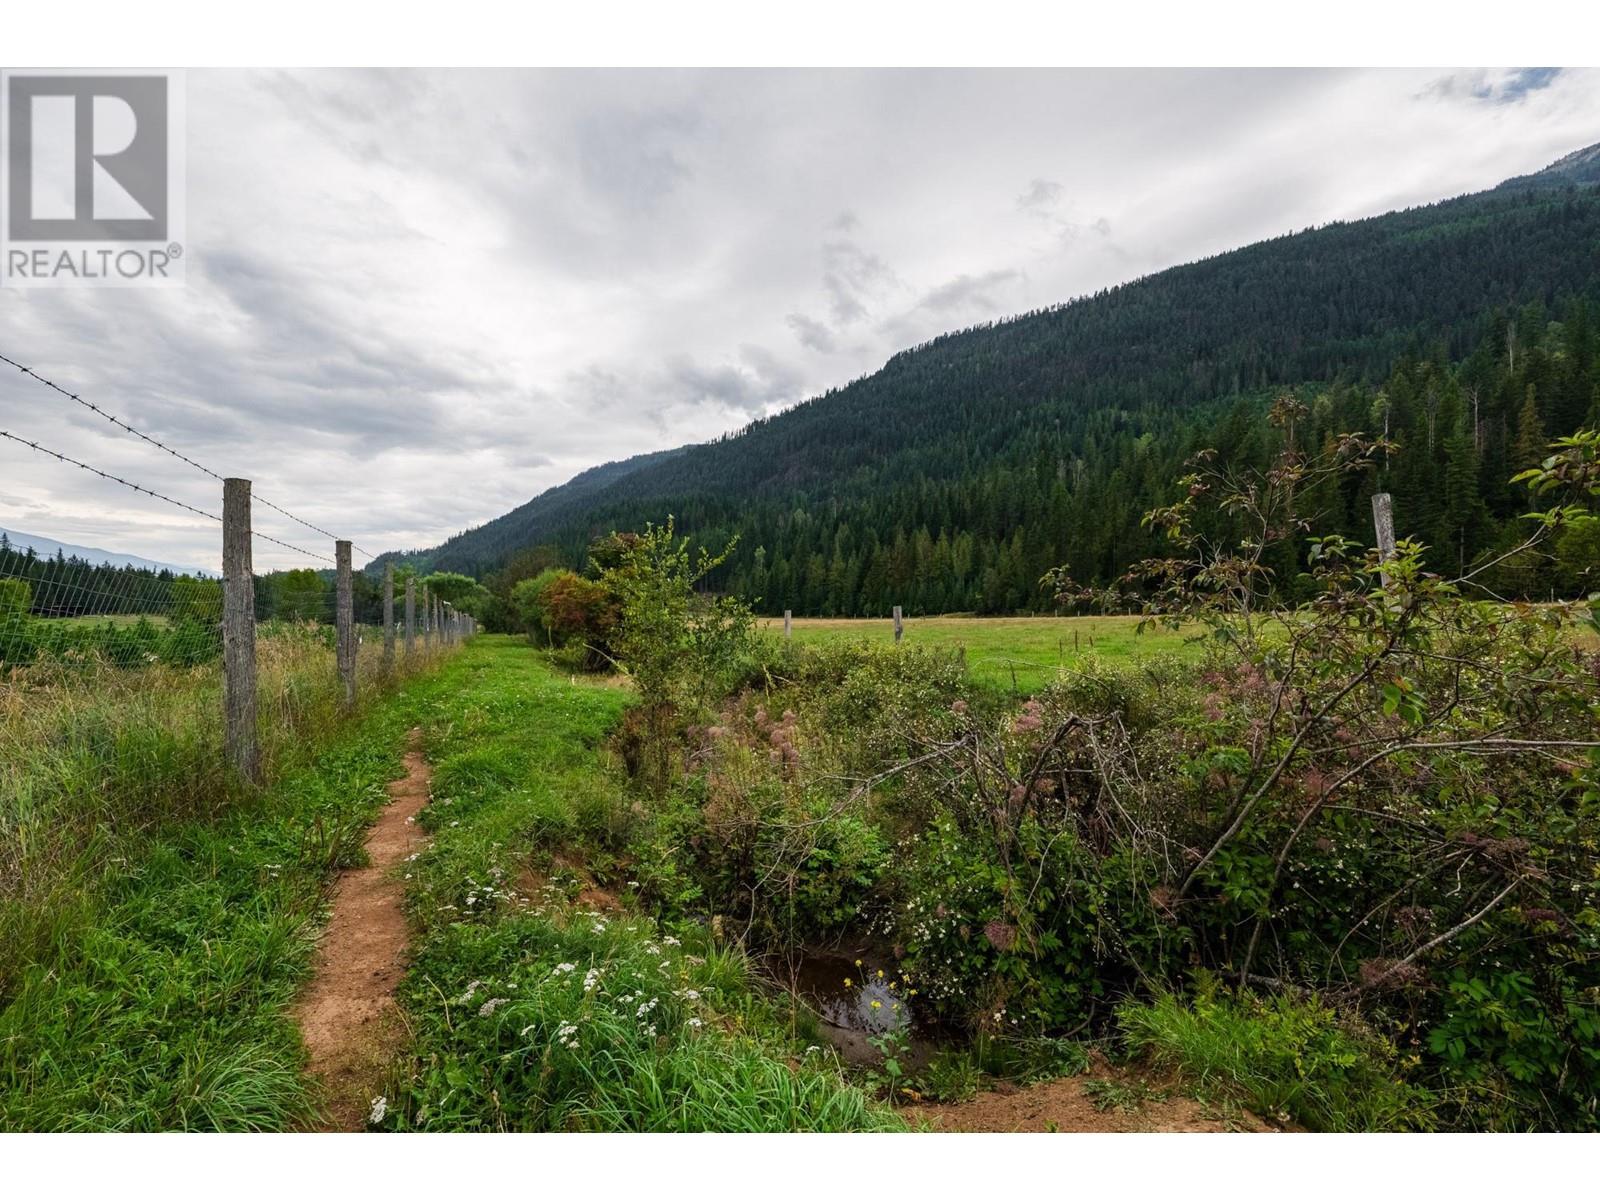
48 612 171 628
760 614 1197 693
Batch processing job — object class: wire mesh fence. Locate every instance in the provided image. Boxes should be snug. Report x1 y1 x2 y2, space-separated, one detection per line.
0 350 474 992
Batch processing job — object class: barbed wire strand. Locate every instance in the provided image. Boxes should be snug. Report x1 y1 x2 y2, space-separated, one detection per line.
0 350 375 557
0 429 335 565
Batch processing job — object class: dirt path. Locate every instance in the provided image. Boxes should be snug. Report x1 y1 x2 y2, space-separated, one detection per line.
295 728 430 1131
911 1060 1273 1133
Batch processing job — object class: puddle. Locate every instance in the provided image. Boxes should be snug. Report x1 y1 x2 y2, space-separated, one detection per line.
773 946 938 1069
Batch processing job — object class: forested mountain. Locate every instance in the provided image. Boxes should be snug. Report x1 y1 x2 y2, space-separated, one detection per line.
384 143 1600 614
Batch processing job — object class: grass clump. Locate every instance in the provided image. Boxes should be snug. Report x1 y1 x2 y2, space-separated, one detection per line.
1116 982 1438 1131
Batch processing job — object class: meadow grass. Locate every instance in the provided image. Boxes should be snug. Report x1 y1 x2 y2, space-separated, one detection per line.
0 676 423 1129
0 629 439 998
386 636 898 1131
759 614 1197 693
0 634 454 1130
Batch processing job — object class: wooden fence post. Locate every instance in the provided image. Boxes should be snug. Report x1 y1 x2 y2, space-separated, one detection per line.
784 609 792 639
335 539 355 710
423 588 432 649
404 575 416 660
382 562 395 674
1372 492 1397 586
893 605 903 644
222 478 260 784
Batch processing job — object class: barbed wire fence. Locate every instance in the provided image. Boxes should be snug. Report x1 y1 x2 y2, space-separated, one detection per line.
0 351 474 967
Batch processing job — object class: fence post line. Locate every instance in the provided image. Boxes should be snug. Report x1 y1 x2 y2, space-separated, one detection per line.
335 540 355 710
893 605 904 644
784 609 792 639
423 588 432 649
404 575 416 659
382 562 395 673
1372 492 1397 587
222 477 261 784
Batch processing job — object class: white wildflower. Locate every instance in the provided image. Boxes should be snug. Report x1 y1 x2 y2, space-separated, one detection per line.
367 1096 388 1125
478 997 509 1017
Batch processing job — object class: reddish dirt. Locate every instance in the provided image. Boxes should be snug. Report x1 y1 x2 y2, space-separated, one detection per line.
295 728 430 1131
519 850 621 913
911 1060 1274 1133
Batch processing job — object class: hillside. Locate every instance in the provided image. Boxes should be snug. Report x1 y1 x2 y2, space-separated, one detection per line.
389 143 1600 613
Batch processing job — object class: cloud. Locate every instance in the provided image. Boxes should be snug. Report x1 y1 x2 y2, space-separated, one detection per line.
1421 67 1564 106
5 67 1599 570
786 312 838 353
914 269 1023 315
820 238 897 326
1016 178 1063 210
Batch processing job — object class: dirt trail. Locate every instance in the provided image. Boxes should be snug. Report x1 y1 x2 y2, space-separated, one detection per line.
295 728 430 1131
911 1060 1274 1133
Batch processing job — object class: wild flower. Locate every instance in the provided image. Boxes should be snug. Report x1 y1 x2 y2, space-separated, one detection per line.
457 980 483 1004
478 997 509 1017
549 962 577 977
367 1096 388 1125
583 967 602 992
686 1017 703 1029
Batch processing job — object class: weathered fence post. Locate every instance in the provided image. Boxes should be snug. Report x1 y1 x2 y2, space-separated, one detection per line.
893 605 903 644
335 539 355 710
382 563 395 673
404 575 416 660
222 478 260 784
784 609 792 639
1372 492 1397 587
423 588 432 649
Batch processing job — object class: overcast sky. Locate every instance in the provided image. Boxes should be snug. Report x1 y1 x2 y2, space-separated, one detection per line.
2 67 1598 572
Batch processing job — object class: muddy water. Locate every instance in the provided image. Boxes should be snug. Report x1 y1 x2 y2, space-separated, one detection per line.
778 947 938 1069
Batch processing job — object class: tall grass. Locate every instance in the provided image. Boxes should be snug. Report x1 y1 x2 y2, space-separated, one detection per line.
0 708 410 1130
1117 985 1438 1131
0 624 443 999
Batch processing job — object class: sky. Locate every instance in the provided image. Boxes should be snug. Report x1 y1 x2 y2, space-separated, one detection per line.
2 67 1598 573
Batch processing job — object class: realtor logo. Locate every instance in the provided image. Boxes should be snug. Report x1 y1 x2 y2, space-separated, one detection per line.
1 69 185 287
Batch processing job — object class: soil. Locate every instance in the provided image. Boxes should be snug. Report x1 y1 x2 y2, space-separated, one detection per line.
518 850 622 913
294 728 431 1131
911 1059 1275 1133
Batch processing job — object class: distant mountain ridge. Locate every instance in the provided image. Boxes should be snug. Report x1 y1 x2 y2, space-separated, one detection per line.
376 140 1600 612
0 527 208 577
1497 139 1600 189
369 446 686 574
